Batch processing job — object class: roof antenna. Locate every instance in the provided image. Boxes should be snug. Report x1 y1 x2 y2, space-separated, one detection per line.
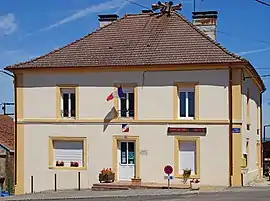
152 1 182 16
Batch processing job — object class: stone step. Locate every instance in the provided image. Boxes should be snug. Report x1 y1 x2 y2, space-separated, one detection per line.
91 183 190 191
92 184 130 191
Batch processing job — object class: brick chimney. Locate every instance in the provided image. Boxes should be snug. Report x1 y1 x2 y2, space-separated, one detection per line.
98 14 119 28
192 11 218 41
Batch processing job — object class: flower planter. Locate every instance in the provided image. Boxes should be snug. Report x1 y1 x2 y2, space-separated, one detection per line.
99 173 115 183
56 161 64 166
131 178 141 186
190 182 200 190
182 169 191 184
70 162 79 167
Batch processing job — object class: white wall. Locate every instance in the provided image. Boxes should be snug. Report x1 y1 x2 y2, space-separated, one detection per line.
241 73 261 184
22 69 229 121
23 123 229 193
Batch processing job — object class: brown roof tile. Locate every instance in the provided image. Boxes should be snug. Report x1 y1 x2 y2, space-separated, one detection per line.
0 115 14 150
6 12 245 69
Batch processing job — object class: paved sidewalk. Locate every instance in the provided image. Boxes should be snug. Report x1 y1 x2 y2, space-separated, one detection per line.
1 186 228 201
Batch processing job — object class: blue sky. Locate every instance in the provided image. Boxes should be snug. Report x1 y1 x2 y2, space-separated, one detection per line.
0 0 270 133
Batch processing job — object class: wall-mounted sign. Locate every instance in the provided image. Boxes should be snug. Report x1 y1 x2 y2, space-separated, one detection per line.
232 128 241 133
140 149 148 156
167 127 207 133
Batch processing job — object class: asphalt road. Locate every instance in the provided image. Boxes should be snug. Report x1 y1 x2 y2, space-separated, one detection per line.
45 188 270 201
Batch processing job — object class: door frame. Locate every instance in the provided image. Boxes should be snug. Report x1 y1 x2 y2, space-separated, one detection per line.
112 135 140 181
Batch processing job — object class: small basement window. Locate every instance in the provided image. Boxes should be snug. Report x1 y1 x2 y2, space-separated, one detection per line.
49 137 86 169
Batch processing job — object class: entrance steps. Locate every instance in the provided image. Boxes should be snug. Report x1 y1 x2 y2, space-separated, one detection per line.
92 181 190 191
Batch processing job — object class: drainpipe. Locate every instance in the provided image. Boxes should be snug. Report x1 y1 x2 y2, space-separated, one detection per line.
13 74 17 186
260 92 263 172
228 67 233 186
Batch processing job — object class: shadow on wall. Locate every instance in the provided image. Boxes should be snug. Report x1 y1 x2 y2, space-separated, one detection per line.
103 107 117 132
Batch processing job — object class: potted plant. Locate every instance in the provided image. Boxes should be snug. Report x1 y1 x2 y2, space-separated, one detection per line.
182 168 191 184
56 161 64 166
190 179 200 190
99 168 115 183
70 161 79 167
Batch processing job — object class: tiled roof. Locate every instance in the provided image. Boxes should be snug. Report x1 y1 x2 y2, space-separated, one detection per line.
0 115 14 150
6 12 246 69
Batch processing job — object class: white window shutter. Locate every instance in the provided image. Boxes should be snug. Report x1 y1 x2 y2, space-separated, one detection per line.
53 141 83 167
179 141 196 175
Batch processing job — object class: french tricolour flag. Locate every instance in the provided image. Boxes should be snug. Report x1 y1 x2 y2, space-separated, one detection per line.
122 124 129 132
106 87 125 101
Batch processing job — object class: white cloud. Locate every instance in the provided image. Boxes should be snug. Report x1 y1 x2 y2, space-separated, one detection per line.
237 47 270 56
41 0 124 32
0 13 17 35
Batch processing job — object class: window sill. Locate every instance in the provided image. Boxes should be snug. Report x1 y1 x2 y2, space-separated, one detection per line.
49 166 87 170
174 174 200 179
117 117 135 121
177 118 195 120
57 117 77 121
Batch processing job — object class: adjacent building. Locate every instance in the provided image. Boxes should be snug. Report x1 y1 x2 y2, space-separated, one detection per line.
0 115 14 192
5 9 265 194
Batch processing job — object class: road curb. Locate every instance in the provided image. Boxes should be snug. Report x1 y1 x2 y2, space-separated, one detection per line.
2 191 201 201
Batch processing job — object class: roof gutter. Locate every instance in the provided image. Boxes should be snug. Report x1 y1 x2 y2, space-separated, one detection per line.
243 62 266 93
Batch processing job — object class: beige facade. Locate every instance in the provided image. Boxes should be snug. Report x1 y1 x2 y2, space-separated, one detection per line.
241 72 262 184
14 67 262 194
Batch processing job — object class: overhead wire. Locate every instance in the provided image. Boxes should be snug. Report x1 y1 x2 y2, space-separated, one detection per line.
255 0 270 7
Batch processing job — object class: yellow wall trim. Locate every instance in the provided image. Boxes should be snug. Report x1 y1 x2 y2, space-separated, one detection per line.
18 118 231 125
112 136 140 181
230 69 242 187
48 137 87 170
174 136 200 179
15 73 24 195
15 124 24 195
232 70 242 122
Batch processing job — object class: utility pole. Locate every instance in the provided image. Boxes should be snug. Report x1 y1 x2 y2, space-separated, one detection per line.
0 70 15 116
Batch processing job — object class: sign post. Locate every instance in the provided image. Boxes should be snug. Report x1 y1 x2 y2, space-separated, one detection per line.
164 165 173 189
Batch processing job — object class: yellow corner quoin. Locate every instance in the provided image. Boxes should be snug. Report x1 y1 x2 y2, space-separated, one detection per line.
55 85 79 120
112 136 140 181
18 118 231 125
174 136 200 179
48 137 87 170
15 73 24 195
173 82 199 120
231 69 242 186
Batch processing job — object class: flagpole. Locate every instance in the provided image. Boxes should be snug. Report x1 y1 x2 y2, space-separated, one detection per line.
193 0 196 12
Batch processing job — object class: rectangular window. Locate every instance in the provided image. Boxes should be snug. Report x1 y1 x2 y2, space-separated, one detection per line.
179 88 195 119
50 138 86 168
60 88 76 118
118 87 135 118
175 137 200 178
